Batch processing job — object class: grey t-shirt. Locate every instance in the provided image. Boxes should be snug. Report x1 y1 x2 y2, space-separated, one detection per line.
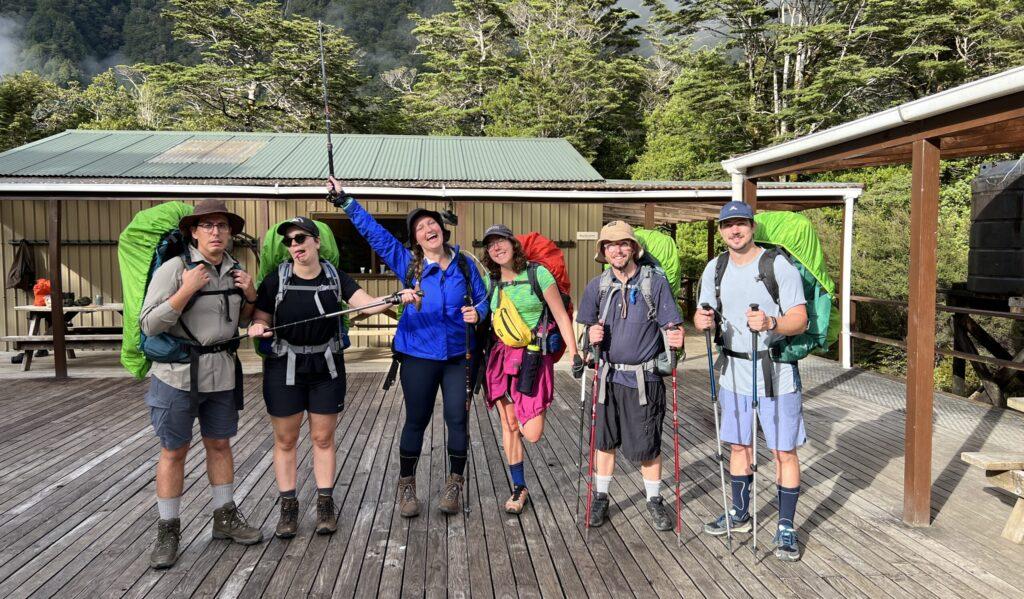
697 249 806 396
577 266 682 387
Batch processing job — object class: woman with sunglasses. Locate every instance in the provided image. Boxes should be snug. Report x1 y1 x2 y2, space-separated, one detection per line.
327 177 489 518
480 225 580 514
248 217 416 538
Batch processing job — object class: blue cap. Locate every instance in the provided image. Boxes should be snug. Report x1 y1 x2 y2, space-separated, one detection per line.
717 201 755 222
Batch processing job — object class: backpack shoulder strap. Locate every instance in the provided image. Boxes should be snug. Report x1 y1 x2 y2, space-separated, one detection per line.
757 247 782 309
597 269 617 323
320 260 342 300
713 251 729 316
457 250 473 307
638 265 656 320
527 262 543 303
274 261 292 317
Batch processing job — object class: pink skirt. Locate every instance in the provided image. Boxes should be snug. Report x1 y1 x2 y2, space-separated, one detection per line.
485 340 556 425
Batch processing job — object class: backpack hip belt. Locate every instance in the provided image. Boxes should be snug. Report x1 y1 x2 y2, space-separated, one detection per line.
186 338 243 416
272 338 342 386
597 357 659 406
717 345 796 399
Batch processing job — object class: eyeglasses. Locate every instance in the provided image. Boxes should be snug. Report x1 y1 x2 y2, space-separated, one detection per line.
196 222 230 232
485 237 511 250
282 233 314 247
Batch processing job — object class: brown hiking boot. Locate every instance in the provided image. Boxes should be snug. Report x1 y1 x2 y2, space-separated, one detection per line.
275 496 299 539
149 518 180 569
397 475 420 518
439 474 464 515
212 501 263 545
504 485 530 514
315 494 337 535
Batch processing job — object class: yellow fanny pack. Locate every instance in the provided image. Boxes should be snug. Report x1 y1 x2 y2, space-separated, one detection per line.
492 289 533 348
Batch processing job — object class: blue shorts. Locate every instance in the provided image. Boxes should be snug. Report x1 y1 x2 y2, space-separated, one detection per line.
718 388 806 451
145 376 239 450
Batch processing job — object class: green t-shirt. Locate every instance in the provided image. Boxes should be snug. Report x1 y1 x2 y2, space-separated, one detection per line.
488 264 557 330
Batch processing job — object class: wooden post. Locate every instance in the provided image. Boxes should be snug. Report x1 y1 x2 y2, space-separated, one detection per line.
904 138 940 527
644 203 656 229
48 199 68 380
839 193 855 369
742 177 758 213
706 220 715 261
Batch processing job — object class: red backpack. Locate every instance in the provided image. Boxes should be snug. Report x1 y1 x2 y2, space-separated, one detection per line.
516 232 573 359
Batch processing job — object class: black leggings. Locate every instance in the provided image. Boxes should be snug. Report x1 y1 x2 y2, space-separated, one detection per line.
398 354 468 457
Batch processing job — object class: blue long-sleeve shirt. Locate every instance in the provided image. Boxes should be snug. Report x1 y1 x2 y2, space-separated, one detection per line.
344 199 489 360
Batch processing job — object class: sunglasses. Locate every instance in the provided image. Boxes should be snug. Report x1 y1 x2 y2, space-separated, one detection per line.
282 233 315 247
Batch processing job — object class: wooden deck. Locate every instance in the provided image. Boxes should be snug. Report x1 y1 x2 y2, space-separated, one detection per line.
0 339 1022 598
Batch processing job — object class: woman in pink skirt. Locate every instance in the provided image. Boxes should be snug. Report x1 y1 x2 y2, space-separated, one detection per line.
481 224 579 514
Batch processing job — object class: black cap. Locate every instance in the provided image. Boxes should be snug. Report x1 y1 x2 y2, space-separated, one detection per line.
405 208 450 246
482 224 515 243
277 216 320 238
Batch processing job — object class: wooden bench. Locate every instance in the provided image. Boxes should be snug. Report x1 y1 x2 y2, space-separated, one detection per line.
1 334 123 351
961 452 1024 544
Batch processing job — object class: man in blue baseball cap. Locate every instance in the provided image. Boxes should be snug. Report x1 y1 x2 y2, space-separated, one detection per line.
693 201 809 562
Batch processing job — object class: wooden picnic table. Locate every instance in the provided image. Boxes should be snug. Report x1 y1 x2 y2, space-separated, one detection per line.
961 452 1024 544
3 303 124 371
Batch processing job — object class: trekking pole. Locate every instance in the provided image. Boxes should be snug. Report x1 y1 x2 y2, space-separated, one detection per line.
463 300 474 514
584 322 604 537
701 303 732 550
668 325 682 547
231 291 419 343
749 303 760 560
317 21 339 205
574 335 589 524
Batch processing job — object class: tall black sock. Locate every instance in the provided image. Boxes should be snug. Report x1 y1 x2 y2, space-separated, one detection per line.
279 489 296 498
399 451 419 478
448 449 467 476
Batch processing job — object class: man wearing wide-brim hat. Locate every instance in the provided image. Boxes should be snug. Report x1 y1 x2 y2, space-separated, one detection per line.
576 220 684 531
140 199 263 569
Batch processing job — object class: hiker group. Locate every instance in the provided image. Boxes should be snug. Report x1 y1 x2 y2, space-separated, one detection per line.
125 181 824 569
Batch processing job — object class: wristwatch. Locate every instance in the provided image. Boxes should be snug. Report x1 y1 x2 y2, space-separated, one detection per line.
769 316 778 331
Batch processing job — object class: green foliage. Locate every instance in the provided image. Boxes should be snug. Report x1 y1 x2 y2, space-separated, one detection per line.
0 71 62 152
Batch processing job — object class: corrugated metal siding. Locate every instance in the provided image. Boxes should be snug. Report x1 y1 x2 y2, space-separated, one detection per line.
0 131 604 182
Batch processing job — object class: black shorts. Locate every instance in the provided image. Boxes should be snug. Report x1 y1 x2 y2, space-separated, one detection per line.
595 380 666 463
262 355 346 418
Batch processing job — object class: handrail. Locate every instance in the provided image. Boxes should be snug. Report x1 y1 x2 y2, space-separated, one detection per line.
850 294 1024 321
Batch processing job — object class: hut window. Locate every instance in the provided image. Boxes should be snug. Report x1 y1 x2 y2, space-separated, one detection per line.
322 216 407 276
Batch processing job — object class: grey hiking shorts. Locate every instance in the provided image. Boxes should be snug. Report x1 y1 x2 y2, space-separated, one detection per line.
145 376 238 450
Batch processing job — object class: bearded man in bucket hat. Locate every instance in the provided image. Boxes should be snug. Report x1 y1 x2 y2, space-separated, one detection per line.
140 199 263 569
575 220 684 530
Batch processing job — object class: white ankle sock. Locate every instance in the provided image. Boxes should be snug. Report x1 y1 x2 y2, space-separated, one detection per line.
594 474 612 494
644 479 662 501
157 495 181 520
211 483 234 508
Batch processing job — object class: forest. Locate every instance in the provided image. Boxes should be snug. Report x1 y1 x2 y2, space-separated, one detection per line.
1 0 1023 394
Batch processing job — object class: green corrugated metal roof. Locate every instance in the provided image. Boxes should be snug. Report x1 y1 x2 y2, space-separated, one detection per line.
0 130 604 182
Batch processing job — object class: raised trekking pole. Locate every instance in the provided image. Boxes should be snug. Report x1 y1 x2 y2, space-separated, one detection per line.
669 325 682 547
317 21 339 205
749 303 761 560
574 334 590 524
701 303 732 550
584 322 604 537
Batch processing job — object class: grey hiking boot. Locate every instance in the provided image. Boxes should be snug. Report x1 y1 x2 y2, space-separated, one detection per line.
439 474 464 515
647 497 674 531
397 475 421 518
315 494 337 535
773 525 801 562
275 496 299 539
149 518 180 569
703 510 753 536
589 492 610 527
212 501 263 545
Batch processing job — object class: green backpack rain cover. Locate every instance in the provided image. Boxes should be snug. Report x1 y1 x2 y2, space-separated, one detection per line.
118 201 194 379
255 219 347 353
634 228 682 300
753 211 840 361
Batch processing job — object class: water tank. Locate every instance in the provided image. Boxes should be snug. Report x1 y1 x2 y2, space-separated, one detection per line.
968 159 1024 295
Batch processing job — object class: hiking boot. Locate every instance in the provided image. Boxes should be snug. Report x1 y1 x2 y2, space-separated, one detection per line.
703 510 753 536
212 501 263 545
439 474 465 515
504 485 530 514
397 476 421 518
773 525 801 562
647 497 674 531
275 496 299 539
315 494 337 535
149 518 180 569
589 492 610 527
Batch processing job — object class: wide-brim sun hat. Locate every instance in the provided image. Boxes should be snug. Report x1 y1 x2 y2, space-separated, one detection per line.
594 220 644 263
179 199 245 237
